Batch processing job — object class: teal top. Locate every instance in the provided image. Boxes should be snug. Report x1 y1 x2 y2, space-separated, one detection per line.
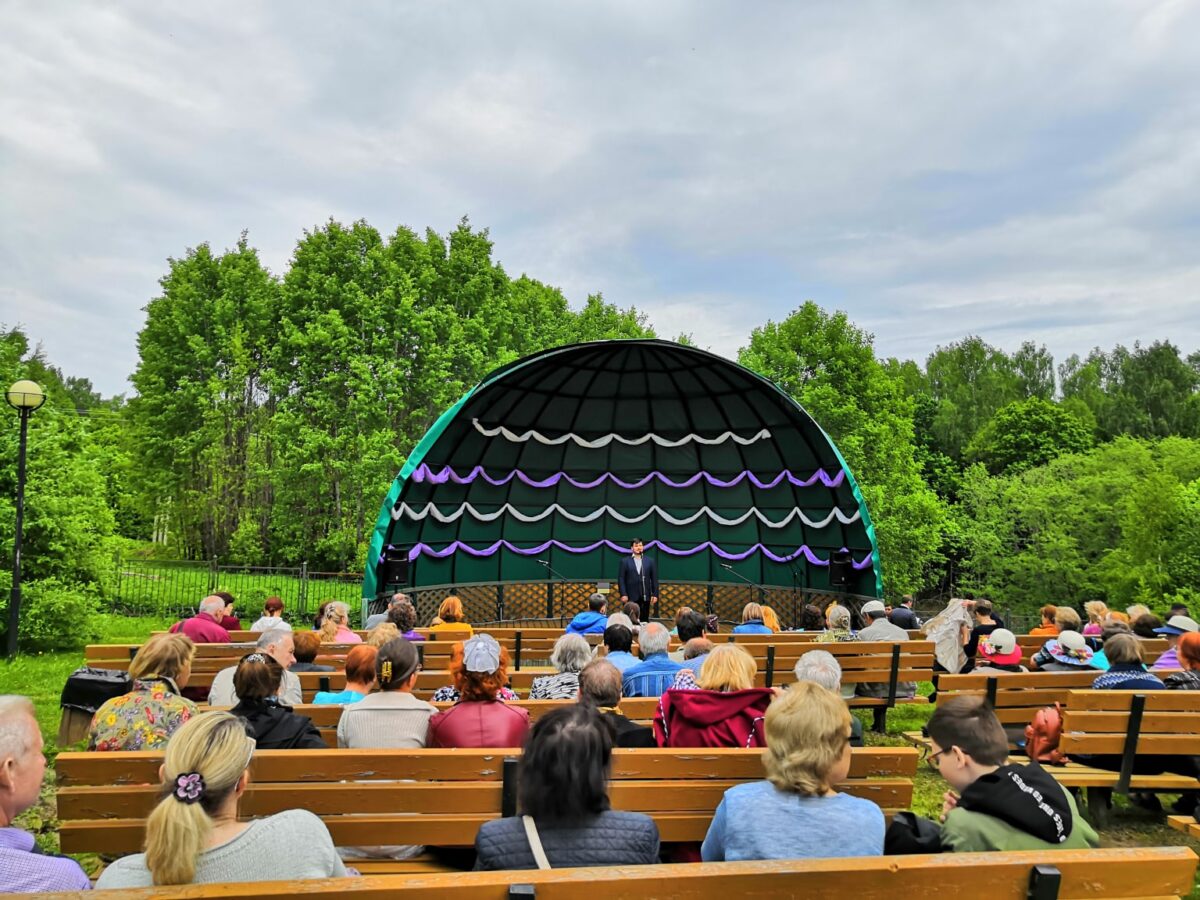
312 689 366 705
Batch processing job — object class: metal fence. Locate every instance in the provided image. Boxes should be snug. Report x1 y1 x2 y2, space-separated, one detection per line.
110 554 363 624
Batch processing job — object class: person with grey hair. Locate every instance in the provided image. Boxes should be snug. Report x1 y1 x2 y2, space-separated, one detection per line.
207 628 301 707
366 592 410 629
817 605 856 643
577 660 655 747
855 600 916 708
792 651 863 747
530 634 593 699
621 623 683 697
169 594 233 644
566 593 609 635
0 696 92 892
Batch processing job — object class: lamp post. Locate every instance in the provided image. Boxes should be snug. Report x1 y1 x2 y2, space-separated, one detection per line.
6 380 45 658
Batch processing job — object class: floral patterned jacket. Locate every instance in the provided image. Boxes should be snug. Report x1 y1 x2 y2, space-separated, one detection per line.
87 677 198 751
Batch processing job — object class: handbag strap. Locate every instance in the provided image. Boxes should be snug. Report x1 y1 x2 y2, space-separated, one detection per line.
521 815 552 870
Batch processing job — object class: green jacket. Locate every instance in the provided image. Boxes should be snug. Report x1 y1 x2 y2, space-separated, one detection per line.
941 784 1099 852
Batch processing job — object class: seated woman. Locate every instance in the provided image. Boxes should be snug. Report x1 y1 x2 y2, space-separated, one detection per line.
230 654 325 749
1082 601 1108 637
732 602 772 635
1093 633 1165 690
313 644 377 705
799 604 825 631
387 595 425 642
338 638 436 748
249 596 291 633
95 711 347 888
817 605 856 642
973 629 1028 674
760 606 782 633
290 630 335 672
1029 630 1100 672
89 633 197 751
474 705 659 869
1166 633 1200 691
428 635 529 748
365 622 400 648
428 596 473 637
1028 605 1059 637
701 681 885 861
319 601 362 644
654 644 773 748
621 602 642 638
529 634 592 700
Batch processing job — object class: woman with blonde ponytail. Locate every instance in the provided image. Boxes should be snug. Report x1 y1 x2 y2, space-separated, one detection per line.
319 601 362 644
95 712 346 888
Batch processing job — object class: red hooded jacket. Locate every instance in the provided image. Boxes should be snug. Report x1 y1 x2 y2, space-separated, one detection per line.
653 688 773 748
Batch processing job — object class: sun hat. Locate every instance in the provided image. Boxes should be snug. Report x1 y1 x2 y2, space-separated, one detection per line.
462 634 501 673
1046 630 1094 667
979 628 1023 666
861 600 887 617
1153 615 1199 637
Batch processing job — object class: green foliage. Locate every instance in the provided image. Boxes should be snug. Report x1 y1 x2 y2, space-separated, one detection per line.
7 578 100 652
739 302 947 595
965 397 1094 474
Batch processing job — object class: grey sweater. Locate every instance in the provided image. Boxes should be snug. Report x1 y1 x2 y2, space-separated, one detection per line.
95 809 347 888
475 811 659 870
337 690 436 748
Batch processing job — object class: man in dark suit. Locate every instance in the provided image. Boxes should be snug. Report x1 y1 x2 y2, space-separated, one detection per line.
618 537 658 622
889 595 920 629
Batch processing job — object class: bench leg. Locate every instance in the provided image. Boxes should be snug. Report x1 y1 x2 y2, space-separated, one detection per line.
1085 787 1112 828
871 706 887 734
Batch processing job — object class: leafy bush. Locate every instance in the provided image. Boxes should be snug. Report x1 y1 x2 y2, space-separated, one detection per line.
0 577 101 652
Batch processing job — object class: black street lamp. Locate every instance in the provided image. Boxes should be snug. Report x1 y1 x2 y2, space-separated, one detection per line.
6 380 45 657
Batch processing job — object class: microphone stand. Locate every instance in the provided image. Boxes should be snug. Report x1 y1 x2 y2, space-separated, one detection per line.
786 559 806 630
537 559 570 623
720 563 768 611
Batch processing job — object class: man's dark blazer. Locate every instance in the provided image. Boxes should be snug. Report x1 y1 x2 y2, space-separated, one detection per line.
618 554 658 620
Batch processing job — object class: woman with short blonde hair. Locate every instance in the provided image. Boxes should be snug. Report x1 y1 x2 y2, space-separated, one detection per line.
366 622 400 647
700 682 884 861
1082 601 1108 637
89 634 198 751
95 712 347 888
696 644 757 692
655 644 772 748
733 602 772 635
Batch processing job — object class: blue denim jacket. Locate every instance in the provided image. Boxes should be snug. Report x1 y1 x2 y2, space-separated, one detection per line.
622 652 685 697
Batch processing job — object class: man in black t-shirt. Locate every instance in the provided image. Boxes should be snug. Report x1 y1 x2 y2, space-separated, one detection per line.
963 600 1005 672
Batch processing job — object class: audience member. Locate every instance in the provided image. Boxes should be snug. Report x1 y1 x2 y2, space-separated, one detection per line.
208 629 301 707
95 711 346 888
927 697 1098 851
963 600 1002 668
0 696 92 892
366 592 409 629
1165 633 1200 691
365 623 400 648
566 593 608 635
577 659 654 748
530 634 592 699
621 602 643 637
700 681 884 861
1151 615 1200 671
249 597 291 633
169 595 232 644
1054 606 1082 634
89 633 197 751
799 604 825 631
1126 603 1151 622
214 592 241 631
428 596 473 637
599 624 638 674
290 630 335 673
311 601 331 631
1132 613 1163 639
338 639 436 748
792 650 863 746
313 644 378 705
888 595 919 630
655 644 772 748
1029 631 1100 672
229 654 324 750
669 638 716 689
1169 602 1191 619
973 629 1028 675
669 611 710 669
733 602 772 635
428 636 529 747
760 606 782 633
818 605 856 642
319 601 361 644
621 623 684 697
605 611 634 631
474 706 659 869
385 595 425 642
1028 605 1059 637
1093 634 1163 690
1082 601 1108 637
856 600 916 700
669 606 694 636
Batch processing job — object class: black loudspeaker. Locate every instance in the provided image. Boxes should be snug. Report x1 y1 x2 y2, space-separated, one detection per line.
378 545 412 589
829 549 853 588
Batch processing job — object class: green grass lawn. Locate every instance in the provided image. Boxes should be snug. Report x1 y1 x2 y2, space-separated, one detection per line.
4 632 1198 893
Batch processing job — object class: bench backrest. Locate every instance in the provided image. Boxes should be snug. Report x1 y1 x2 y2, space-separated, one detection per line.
38 848 1200 900
54 746 917 855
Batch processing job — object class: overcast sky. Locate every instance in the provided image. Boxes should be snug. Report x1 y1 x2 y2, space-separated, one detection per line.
3 2 1199 396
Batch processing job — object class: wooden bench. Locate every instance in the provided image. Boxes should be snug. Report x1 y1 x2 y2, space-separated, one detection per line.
1056 689 1200 825
1169 814 1200 840
55 746 917 869
38 847 1200 900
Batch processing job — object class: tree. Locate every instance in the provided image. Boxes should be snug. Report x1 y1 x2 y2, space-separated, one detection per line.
739 302 946 595
965 397 1093 474
924 336 1025 459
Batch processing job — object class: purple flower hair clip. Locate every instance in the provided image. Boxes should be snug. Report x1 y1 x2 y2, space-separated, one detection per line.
173 772 206 804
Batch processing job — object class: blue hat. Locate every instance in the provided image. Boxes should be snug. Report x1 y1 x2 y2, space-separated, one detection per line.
1154 615 1198 636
